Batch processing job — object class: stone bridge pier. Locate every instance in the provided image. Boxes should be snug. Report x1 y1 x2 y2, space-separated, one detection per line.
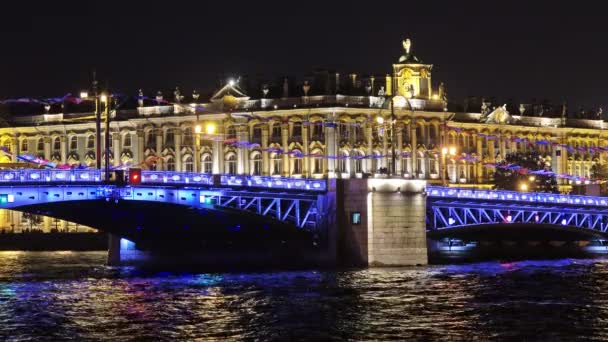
334 178 428 266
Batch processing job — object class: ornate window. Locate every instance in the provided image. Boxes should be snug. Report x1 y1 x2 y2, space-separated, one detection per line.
371 151 381 173
225 154 237 174
53 137 60 151
227 126 237 140
251 153 262 175
311 150 323 174
202 154 212 173
123 133 132 147
292 122 302 137
183 155 193 172
21 139 28 152
252 126 262 144
291 151 302 175
355 153 363 173
312 122 324 140
70 136 77 150
37 138 44 152
87 135 95 149
272 125 282 139
183 128 193 146
165 130 175 146
166 156 175 171
338 151 348 173
271 153 282 175
146 130 155 149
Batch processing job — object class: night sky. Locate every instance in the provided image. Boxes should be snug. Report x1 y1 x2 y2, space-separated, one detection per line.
1 1 607 109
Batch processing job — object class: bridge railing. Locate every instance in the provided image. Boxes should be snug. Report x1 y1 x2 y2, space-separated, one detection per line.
427 186 608 208
220 175 326 191
0 169 102 183
139 171 213 185
0 169 327 191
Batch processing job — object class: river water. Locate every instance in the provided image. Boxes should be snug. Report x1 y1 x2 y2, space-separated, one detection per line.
2 252 608 341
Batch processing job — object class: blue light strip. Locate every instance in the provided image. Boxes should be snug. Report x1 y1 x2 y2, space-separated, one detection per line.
427 186 608 207
0 169 327 191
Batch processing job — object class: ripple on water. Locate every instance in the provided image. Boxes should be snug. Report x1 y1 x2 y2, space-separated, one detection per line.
2 252 608 340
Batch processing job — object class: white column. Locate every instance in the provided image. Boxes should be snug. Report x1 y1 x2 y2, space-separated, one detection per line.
325 122 336 178
174 131 182 172
262 125 269 176
155 130 163 170
112 132 121 166
60 136 67 164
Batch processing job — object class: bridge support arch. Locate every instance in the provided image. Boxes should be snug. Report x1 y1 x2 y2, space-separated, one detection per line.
335 178 428 266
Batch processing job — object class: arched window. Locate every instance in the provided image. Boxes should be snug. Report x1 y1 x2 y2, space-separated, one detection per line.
271 153 282 175
292 152 302 175
183 155 193 172
225 154 237 174
123 133 132 147
21 139 28 152
166 156 175 171
429 156 437 174
37 138 44 152
202 154 212 173
87 135 95 149
53 137 60 150
311 150 323 174
251 153 262 175
70 136 77 150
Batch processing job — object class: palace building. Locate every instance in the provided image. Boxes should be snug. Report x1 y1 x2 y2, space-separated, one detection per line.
0 39 605 230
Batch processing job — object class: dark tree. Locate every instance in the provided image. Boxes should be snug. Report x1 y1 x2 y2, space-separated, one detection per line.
494 151 558 193
591 162 608 195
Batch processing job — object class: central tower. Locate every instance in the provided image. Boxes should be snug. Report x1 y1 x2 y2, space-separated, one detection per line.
387 39 434 99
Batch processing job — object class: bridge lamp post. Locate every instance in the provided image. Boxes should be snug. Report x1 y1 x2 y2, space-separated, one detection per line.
520 183 529 192
100 93 112 182
194 124 202 173
194 122 216 173
80 89 102 170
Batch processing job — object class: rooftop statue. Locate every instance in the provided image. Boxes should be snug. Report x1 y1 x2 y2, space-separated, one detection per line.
399 38 420 63
485 104 513 124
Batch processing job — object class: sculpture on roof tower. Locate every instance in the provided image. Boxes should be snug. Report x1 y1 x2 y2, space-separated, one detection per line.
399 38 415 63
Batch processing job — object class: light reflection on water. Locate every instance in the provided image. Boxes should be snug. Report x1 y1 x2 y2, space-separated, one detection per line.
1 251 608 340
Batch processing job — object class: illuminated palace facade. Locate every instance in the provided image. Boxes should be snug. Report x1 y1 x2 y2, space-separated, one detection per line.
0 39 605 230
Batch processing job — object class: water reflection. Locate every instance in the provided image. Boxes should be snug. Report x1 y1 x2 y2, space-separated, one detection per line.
2 252 608 339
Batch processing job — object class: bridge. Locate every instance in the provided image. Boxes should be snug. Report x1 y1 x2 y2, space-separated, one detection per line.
1 169 607 266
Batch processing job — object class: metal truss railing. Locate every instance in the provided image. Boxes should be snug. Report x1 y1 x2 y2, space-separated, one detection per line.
198 191 320 231
427 200 608 233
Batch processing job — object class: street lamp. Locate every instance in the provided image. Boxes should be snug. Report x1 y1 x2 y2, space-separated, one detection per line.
80 76 102 170
193 122 216 173
100 93 111 182
194 124 202 172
